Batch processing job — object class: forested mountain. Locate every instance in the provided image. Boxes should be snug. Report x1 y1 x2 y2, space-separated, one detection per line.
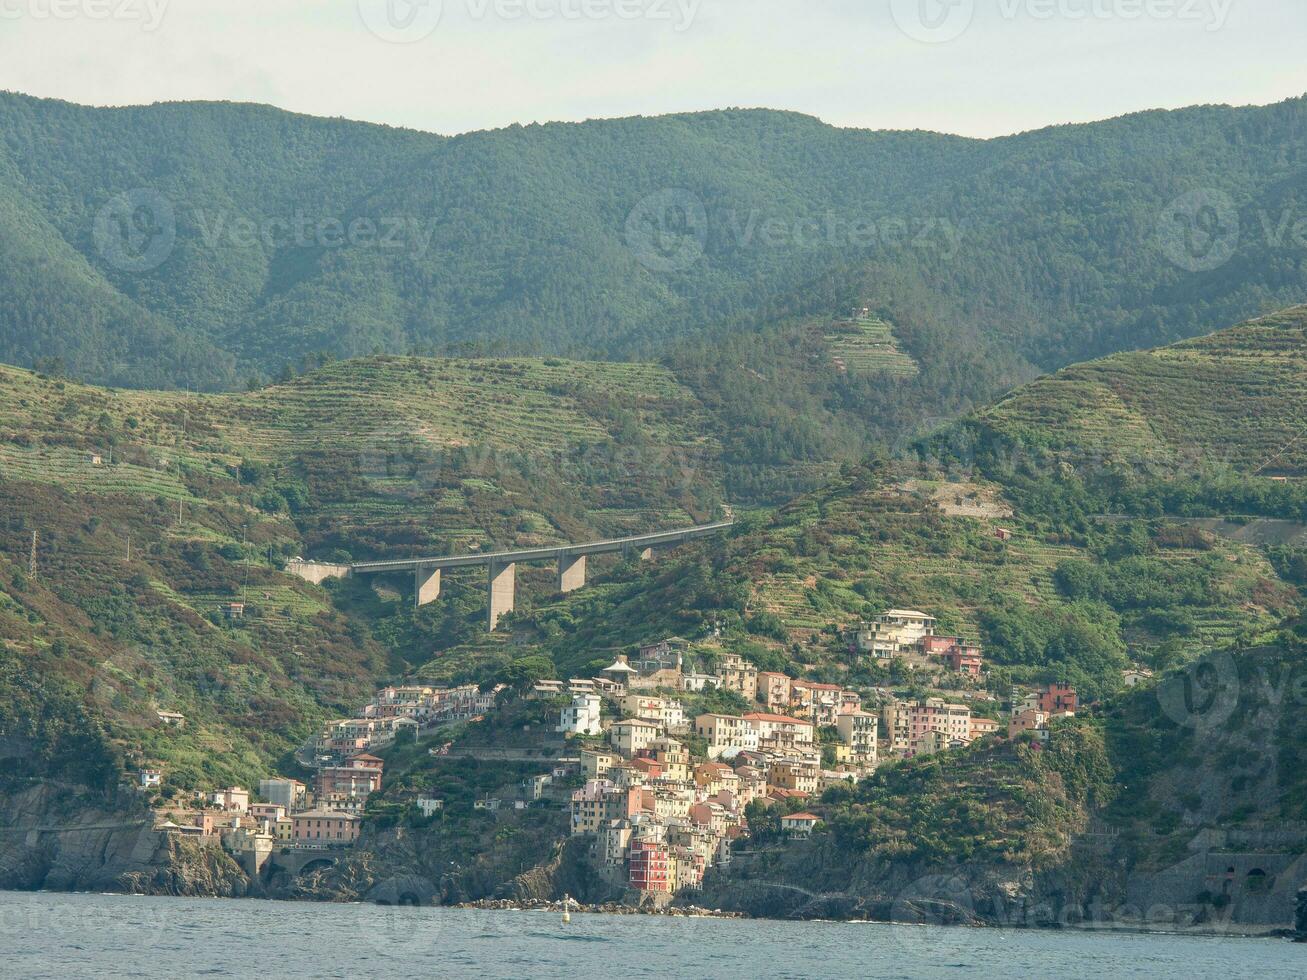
1 90 1306 401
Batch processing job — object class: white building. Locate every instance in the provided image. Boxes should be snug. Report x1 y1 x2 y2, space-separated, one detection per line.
557 694 603 736
416 797 444 817
694 713 760 759
855 609 937 659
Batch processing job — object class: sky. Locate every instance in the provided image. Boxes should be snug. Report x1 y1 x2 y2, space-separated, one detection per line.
0 0 1305 138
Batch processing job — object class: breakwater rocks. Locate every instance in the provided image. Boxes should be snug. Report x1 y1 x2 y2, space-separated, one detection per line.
454 898 748 918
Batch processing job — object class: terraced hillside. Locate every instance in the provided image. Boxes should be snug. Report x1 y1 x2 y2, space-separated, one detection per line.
973 306 1307 476
823 314 919 378
483 312 1307 704
0 355 727 790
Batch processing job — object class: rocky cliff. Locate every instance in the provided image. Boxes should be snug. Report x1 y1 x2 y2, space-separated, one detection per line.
0 780 248 896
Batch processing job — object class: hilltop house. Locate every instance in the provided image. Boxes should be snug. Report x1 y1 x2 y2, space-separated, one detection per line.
781 812 821 839
854 609 937 659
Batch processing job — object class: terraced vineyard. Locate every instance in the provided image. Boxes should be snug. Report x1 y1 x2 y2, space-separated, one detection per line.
822 314 919 378
976 306 1307 475
0 354 731 788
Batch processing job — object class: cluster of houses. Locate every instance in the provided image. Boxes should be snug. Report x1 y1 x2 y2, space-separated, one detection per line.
150 768 373 876
139 610 1080 894
314 683 505 758
850 609 983 676
1007 681 1079 741
545 633 1074 900
146 681 512 872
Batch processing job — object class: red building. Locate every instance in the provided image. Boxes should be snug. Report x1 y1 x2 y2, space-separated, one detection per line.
629 839 672 893
1037 683 1078 714
921 635 984 676
943 646 983 676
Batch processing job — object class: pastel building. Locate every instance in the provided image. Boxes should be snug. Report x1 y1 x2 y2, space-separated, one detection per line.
558 693 604 736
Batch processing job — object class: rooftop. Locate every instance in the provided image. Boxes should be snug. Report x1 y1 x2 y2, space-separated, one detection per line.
743 712 812 726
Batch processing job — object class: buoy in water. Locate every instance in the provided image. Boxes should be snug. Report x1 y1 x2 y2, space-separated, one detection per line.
562 909 571 924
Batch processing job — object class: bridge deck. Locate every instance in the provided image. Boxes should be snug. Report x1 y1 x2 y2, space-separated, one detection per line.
349 521 734 574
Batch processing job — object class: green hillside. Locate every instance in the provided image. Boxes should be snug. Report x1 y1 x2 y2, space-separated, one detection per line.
823 313 919 378
4 305 1307 818
972 305 1307 476
467 311 1307 701
2 90 1307 416
0 354 727 791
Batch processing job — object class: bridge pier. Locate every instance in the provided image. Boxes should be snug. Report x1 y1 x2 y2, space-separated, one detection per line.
557 554 586 593
624 546 653 561
488 561 516 632
415 567 441 608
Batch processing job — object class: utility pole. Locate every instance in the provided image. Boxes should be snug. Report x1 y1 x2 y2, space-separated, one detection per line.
29 530 37 577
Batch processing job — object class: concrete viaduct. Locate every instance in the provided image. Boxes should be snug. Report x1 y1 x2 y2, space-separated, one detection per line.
287 521 733 632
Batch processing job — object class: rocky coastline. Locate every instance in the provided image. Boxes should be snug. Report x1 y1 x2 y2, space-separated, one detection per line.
454 897 747 918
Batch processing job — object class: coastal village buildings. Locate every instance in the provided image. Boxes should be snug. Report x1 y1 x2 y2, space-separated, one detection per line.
291 809 361 845
558 693 604 735
695 713 762 758
855 609 937 658
315 754 384 800
259 778 307 810
835 710 879 763
781 812 821 839
851 609 986 677
148 612 1057 904
717 652 758 701
609 718 663 756
1008 682 1080 741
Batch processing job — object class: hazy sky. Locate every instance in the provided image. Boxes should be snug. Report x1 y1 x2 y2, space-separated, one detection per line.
1 0 1305 138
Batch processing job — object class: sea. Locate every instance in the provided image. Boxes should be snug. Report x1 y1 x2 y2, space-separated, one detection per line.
0 890 1302 979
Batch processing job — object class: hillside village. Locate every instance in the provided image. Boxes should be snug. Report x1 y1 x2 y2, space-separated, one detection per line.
140 609 1081 901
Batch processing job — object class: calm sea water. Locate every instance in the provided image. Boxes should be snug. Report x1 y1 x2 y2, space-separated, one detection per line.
1 890 1302 979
